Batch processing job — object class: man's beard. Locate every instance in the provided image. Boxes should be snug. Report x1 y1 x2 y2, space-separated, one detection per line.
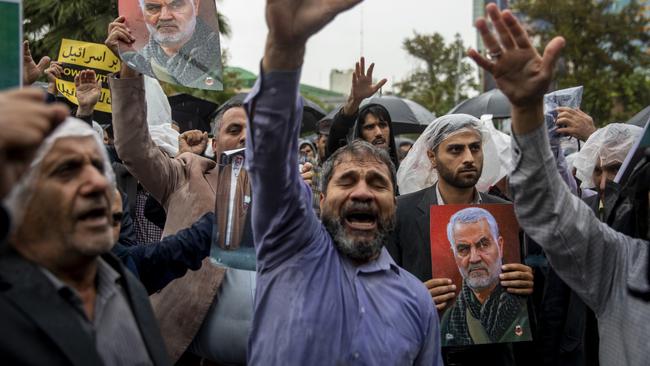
146 16 197 47
460 257 502 292
437 161 483 189
321 203 395 262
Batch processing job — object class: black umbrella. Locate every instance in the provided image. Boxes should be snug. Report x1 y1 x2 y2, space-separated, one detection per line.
360 96 435 134
626 105 650 128
301 98 327 133
449 88 511 119
168 94 218 133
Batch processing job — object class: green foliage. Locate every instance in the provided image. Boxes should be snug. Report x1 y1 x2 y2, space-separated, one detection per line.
513 0 650 125
24 0 236 104
396 32 478 116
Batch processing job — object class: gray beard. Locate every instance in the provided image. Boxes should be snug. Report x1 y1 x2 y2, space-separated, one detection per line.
322 215 394 263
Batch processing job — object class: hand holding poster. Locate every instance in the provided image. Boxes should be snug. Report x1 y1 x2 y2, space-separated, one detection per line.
430 204 532 347
56 39 121 113
118 0 223 90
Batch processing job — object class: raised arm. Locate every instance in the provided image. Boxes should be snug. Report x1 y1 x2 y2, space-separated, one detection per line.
325 57 386 159
247 0 363 272
106 17 185 206
469 4 647 313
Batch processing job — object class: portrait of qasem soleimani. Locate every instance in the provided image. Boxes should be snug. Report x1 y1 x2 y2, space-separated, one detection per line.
436 206 532 347
119 0 223 90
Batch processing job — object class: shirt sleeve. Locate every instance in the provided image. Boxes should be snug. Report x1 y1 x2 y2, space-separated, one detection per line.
109 74 185 207
413 304 443 366
244 67 323 273
508 123 641 315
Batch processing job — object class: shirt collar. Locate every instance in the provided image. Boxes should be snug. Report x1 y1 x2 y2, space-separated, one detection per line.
39 257 121 295
435 183 482 205
352 247 400 275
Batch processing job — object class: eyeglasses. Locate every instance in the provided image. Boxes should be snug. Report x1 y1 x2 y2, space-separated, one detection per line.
143 0 191 16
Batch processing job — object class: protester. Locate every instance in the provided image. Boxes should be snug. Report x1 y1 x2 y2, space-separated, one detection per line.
245 1 441 365
397 137 414 163
315 117 332 165
0 88 68 248
468 4 650 365
573 123 642 216
0 117 170 365
106 16 315 363
389 113 533 364
326 57 402 167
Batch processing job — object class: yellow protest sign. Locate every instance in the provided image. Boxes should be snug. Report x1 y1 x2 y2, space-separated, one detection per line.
56 39 121 113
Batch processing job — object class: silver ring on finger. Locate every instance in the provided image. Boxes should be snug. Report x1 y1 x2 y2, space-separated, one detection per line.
488 49 503 60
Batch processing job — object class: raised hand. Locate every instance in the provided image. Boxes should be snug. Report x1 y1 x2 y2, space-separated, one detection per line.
74 70 102 117
468 4 565 133
178 130 209 156
499 263 534 296
44 62 64 95
0 88 68 199
105 16 136 58
555 107 596 141
263 0 363 71
342 57 388 116
23 41 51 86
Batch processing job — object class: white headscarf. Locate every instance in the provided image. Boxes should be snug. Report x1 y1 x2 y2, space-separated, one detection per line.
573 123 642 189
3 117 116 228
144 76 179 156
397 114 506 195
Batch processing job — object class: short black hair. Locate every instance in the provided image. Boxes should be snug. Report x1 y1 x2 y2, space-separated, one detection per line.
211 102 245 137
320 140 397 195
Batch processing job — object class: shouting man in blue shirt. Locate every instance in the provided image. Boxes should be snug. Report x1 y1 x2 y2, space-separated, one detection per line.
244 1 442 365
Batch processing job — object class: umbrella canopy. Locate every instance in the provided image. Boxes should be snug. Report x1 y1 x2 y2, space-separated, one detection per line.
360 95 435 134
626 105 650 127
168 94 218 133
449 88 511 119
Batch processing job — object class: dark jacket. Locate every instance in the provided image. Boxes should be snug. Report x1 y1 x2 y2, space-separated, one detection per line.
113 212 214 294
0 248 171 366
325 104 400 168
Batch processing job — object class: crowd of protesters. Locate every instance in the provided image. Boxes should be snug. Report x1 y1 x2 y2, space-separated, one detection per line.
0 1 648 366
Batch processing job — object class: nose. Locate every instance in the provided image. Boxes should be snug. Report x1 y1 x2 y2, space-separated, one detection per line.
349 179 373 202
469 246 482 263
238 130 246 147
461 148 474 165
80 165 109 197
160 4 174 19
373 125 384 138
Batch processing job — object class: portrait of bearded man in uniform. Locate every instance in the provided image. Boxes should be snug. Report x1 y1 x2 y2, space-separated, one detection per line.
119 0 223 90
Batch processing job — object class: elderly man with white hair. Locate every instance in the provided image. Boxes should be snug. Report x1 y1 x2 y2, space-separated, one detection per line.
573 123 642 219
0 112 170 365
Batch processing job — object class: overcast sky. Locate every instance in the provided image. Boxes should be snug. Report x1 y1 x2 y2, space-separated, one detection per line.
218 0 479 92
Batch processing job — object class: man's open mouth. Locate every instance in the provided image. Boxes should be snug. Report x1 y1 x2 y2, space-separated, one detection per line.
372 138 386 146
76 207 109 226
343 209 378 231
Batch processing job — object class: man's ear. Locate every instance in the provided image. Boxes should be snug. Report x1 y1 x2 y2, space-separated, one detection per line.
319 192 325 211
426 149 437 168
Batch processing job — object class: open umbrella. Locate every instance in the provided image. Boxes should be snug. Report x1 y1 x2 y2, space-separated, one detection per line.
361 95 435 134
168 94 218 133
449 88 511 119
626 105 650 128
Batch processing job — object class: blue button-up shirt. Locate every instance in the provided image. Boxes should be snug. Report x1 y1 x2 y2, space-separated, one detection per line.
244 67 442 365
